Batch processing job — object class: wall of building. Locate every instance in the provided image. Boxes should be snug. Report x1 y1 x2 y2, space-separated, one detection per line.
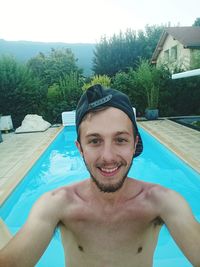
157 34 191 71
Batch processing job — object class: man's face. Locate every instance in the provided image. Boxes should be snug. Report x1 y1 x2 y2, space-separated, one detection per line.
76 107 138 193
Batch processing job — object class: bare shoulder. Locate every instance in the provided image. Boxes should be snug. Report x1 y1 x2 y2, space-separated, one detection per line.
30 181 86 221
144 182 182 207
37 180 87 204
146 183 184 204
142 182 194 221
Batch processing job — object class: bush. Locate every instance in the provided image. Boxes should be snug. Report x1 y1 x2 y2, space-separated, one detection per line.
82 75 111 90
0 56 45 128
112 69 146 116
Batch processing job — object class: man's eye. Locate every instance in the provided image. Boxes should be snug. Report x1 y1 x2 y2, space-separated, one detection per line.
88 139 101 144
116 137 127 143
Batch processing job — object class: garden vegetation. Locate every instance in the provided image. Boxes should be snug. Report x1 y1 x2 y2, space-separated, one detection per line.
0 25 200 128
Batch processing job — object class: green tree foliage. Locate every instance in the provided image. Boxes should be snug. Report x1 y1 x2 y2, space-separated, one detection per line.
190 50 200 69
112 69 146 115
82 75 111 90
46 71 83 122
27 48 82 87
26 48 84 123
93 25 164 77
192 17 200 26
112 63 200 117
93 30 137 76
0 55 45 127
137 25 164 59
134 60 162 109
159 67 200 116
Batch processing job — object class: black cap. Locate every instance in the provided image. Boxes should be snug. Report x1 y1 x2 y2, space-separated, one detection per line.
76 84 143 157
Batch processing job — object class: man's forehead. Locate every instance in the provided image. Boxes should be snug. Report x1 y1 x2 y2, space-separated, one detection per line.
79 107 134 138
81 122 134 139
85 106 131 121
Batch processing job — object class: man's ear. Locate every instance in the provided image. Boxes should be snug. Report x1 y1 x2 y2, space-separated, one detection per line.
76 140 83 155
134 135 139 151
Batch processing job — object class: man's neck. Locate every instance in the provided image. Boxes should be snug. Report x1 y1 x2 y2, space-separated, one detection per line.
88 178 133 206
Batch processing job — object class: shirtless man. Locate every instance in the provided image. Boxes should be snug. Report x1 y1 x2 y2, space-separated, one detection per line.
0 84 199 267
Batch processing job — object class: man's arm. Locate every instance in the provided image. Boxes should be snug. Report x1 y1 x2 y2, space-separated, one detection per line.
0 189 65 267
151 186 200 267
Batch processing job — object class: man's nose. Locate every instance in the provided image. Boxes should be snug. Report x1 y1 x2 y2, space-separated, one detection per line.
101 142 116 162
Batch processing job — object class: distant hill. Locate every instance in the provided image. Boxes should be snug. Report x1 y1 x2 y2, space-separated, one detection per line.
0 39 95 76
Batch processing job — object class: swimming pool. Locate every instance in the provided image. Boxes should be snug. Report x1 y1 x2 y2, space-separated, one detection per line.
0 126 200 267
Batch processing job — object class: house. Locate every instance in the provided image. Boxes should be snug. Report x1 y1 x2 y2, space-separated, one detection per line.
151 26 200 71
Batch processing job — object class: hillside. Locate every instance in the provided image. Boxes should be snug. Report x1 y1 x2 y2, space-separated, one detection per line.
0 39 95 76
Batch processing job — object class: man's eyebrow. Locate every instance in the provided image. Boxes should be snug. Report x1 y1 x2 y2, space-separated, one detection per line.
85 133 101 138
115 131 131 136
85 131 131 139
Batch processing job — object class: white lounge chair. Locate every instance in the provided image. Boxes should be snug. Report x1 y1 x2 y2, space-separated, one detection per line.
62 111 76 126
132 107 136 120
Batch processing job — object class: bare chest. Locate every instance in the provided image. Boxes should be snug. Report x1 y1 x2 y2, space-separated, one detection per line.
60 201 162 267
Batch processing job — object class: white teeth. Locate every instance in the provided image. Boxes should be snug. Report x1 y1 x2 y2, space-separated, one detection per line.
100 167 118 173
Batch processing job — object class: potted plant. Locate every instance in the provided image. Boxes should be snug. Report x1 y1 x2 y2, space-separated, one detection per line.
134 60 160 120
145 85 159 120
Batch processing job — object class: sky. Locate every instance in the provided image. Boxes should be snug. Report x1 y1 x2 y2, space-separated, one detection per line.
0 0 199 43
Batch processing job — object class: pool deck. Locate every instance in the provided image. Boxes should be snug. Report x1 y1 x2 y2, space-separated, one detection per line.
138 119 200 174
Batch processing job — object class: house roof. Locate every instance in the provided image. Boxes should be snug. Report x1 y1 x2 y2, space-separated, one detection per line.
151 26 200 63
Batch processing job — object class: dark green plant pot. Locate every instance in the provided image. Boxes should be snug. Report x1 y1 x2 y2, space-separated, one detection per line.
145 109 159 120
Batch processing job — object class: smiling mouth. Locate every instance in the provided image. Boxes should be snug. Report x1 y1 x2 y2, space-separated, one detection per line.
98 166 121 176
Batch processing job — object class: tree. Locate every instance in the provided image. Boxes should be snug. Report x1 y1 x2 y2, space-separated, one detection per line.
190 50 200 69
26 48 84 123
112 69 146 115
92 26 164 77
46 71 83 122
0 55 45 127
137 25 164 59
193 18 200 26
93 30 138 76
27 48 82 87
134 60 162 110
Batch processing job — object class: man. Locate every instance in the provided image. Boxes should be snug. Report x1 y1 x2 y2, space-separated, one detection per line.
0 84 199 267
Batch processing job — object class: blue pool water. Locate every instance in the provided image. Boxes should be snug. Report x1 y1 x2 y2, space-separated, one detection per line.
0 126 200 267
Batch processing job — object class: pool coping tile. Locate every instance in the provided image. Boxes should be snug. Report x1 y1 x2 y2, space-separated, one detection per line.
138 119 200 174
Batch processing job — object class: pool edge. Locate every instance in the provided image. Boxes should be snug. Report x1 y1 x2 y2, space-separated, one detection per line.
0 126 63 206
138 120 200 175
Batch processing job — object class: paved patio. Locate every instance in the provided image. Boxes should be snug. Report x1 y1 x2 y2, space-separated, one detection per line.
138 119 200 174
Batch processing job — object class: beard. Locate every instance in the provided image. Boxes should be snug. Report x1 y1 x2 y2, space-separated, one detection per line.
83 156 134 193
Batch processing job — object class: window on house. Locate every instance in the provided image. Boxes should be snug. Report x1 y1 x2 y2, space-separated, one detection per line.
164 49 169 61
171 45 177 61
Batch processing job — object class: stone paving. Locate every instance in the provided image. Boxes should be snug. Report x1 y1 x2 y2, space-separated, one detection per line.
138 119 200 174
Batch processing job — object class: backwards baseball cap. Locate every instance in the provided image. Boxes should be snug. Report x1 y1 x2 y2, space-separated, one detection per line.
76 84 143 157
